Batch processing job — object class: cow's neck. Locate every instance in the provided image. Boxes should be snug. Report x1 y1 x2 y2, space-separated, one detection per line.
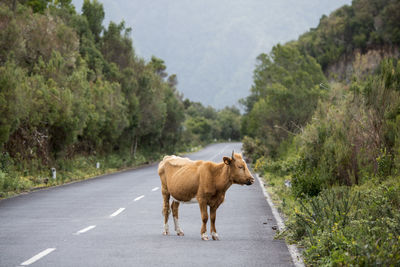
213 162 233 193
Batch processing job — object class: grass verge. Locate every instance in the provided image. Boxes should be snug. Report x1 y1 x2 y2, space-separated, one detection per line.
254 158 400 266
0 145 202 200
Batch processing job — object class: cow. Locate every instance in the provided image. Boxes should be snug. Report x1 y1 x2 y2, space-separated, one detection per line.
157 151 255 240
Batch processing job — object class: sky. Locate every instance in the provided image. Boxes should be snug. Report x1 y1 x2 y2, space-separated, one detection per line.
72 0 352 109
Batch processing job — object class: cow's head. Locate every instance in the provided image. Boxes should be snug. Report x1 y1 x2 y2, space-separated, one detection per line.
223 151 255 186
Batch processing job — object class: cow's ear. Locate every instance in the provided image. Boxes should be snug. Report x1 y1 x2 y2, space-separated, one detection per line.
223 157 232 165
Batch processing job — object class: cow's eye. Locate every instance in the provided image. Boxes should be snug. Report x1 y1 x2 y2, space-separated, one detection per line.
238 166 243 169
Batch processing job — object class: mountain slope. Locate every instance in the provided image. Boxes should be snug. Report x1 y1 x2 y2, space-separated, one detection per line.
72 0 351 108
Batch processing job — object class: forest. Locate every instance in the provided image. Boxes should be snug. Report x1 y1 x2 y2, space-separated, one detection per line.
241 0 400 265
0 0 241 197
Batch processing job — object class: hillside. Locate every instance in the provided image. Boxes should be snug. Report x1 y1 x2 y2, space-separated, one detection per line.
241 0 400 265
72 0 351 108
297 0 400 80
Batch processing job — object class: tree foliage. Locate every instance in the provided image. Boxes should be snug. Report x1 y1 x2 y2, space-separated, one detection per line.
0 1 241 182
241 44 325 156
182 100 241 145
297 0 400 70
82 0 104 43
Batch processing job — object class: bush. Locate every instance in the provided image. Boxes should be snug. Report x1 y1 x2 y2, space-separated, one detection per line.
0 152 13 172
0 171 17 194
294 61 400 192
254 156 298 177
0 169 34 196
0 170 5 195
291 169 324 198
242 136 269 163
376 148 394 179
287 184 400 265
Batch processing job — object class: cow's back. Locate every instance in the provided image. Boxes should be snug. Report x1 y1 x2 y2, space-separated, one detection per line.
158 155 202 202
158 155 193 176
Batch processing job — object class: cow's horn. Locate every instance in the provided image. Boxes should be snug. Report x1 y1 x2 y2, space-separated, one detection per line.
232 150 235 160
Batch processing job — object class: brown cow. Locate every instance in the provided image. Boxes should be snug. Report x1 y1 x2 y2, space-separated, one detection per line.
158 151 255 240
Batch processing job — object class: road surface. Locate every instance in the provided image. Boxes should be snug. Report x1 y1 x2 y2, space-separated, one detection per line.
0 143 294 266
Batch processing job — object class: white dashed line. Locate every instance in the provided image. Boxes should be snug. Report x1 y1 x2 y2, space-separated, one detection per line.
151 187 159 192
134 195 144 201
109 208 125 218
74 225 96 235
20 248 56 266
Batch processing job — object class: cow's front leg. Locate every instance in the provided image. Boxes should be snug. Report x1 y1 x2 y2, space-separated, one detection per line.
171 200 184 236
210 206 219 240
199 201 209 240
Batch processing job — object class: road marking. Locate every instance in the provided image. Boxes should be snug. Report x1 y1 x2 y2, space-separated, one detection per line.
151 187 159 192
20 248 56 266
134 195 144 201
74 225 96 235
110 208 125 218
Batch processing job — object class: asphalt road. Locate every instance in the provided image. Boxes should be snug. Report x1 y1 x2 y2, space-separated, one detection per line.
0 143 294 266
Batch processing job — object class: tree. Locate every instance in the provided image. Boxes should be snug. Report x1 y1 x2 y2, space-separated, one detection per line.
0 61 29 147
217 106 241 140
25 0 51 13
242 44 325 156
82 0 104 43
149 56 168 79
161 86 185 152
101 21 134 71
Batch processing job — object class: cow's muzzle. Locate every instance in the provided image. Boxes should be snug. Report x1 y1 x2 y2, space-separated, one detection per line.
246 177 255 186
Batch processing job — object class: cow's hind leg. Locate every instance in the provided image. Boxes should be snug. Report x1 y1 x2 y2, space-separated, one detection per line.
162 188 170 235
199 201 209 240
171 201 184 236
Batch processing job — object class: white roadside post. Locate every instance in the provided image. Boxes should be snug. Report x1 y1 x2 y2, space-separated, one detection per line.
51 168 56 179
96 162 100 169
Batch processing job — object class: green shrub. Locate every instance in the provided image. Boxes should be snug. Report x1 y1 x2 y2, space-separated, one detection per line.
0 170 34 196
0 171 16 193
291 170 324 198
0 152 13 172
377 148 394 179
255 155 298 177
287 184 400 265
0 170 5 195
242 136 269 163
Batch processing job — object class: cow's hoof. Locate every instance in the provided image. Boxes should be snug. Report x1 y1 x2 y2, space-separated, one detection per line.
163 231 170 236
201 233 209 241
177 231 184 236
211 232 219 241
